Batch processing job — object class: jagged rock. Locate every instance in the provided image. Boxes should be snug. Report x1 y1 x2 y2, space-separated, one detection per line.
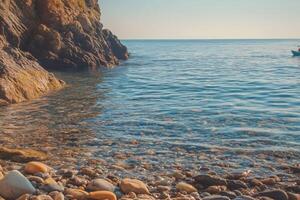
0 0 128 105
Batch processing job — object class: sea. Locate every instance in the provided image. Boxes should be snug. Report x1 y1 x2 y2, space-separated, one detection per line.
1 39 300 177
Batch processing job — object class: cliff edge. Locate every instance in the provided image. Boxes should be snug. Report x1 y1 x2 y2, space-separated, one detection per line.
0 0 128 105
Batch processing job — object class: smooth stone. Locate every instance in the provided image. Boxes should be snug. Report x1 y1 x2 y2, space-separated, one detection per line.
219 191 236 199
80 167 97 177
64 188 88 200
194 175 227 186
87 179 115 192
226 170 251 180
157 185 171 192
89 191 117 200
28 176 44 184
172 171 185 179
203 195 231 200
255 189 288 200
69 176 88 187
43 178 64 192
0 148 47 162
176 182 198 193
120 178 150 194
228 180 248 190
16 194 31 200
206 185 226 194
31 195 53 200
287 192 300 200
0 171 3 180
0 170 36 199
234 196 256 200
24 162 49 174
49 191 64 200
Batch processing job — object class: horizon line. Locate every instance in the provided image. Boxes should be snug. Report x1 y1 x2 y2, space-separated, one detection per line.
120 38 300 41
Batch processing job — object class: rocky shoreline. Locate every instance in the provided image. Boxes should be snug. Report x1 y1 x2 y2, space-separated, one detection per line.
0 147 299 200
0 0 128 105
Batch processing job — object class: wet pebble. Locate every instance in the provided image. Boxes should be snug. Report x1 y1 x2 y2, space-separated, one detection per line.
87 178 116 192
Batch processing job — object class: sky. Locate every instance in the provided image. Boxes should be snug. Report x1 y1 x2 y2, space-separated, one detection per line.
100 0 300 40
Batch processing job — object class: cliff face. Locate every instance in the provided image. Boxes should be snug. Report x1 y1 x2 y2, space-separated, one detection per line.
0 0 128 105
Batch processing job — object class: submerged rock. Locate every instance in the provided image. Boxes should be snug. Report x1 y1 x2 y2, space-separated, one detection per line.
0 170 36 199
0 148 48 163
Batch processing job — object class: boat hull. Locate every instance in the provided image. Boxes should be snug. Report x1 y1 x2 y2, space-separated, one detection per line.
292 50 300 56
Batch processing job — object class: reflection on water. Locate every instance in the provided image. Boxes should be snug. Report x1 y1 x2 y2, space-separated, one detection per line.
0 72 104 162
0 40 300 177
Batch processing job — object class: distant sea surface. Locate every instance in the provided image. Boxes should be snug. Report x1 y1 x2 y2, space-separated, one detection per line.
1 39 300 176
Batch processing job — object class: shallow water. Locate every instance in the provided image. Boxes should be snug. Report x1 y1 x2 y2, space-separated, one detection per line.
1 39 300 177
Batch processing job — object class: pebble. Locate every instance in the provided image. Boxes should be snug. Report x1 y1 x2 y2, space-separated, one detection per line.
120 178 150 194
80 167 97 177
0 170 36 199
87 178 115 192
206 185 226 194
28 176 44 184
228 180 248 190
194 174 227 187
89 191 117 200
156 185 171 192
260 178 277 185
203 195 231 200
287 193 300 200
24 162 49 174
234 196 256 200
218 191 236 199
176 182 198 193
64 188 88 200
172 171 185 179
42 178 64 192
69 176 88 186
16 194 31 200
31 195 53 200
255 189 289 200
49 191 64 200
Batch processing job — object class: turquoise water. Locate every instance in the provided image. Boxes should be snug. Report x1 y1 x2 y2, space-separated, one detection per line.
1 39 300 175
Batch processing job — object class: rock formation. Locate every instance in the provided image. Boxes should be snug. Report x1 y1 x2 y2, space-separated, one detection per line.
0 0 128 105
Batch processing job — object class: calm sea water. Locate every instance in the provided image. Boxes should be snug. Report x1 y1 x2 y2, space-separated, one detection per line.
1 39 300 175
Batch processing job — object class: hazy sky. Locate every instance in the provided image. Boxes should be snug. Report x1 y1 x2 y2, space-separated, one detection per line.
100 0 300 39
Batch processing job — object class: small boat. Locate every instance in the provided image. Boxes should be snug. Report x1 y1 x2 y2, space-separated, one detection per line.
292 50 300 56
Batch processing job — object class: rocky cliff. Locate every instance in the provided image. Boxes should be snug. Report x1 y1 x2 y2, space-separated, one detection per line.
0 0 128 105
